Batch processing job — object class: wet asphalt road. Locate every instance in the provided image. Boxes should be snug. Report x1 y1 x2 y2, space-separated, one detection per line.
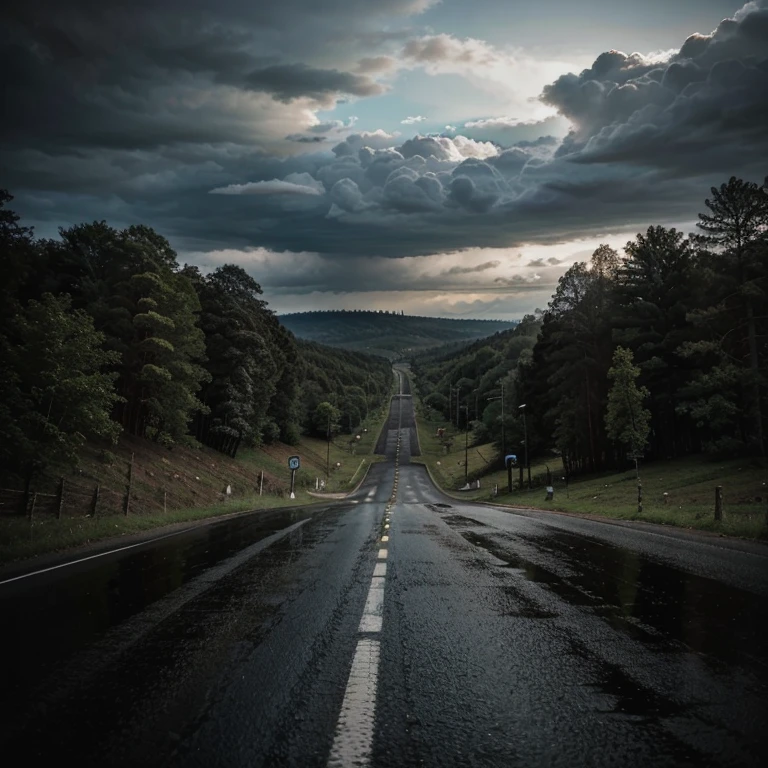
1 384 767 767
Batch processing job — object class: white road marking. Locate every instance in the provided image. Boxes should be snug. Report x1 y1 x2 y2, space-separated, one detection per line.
0 527 192 586
358 575 385 633
327 638 381 767
328 497 393 767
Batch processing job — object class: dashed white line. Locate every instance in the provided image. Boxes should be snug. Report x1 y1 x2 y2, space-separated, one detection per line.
327 638 381 767
328 505 392 766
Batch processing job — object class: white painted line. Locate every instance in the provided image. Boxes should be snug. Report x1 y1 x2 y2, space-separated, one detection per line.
373 562 387 577
358 576 385 633
381 535 389 542
377 548 388 559
327 638 380 767
0 527 192 586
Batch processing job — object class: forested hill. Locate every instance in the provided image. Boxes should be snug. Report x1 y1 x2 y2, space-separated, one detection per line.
279 311 517 358
411 176 768 474
0 191 392 484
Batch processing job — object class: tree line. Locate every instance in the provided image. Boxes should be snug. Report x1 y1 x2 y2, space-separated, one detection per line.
412 177 767 473
0 192 392 483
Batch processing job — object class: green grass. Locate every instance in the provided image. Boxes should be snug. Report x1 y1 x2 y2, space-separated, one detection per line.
0 495 307 564
412 394 768 540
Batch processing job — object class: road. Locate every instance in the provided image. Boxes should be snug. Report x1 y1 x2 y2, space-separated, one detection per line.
1 382 766 767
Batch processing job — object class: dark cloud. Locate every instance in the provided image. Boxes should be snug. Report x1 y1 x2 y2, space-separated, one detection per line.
356 56 398 73
0 0 422 154
244 63 384 102
285 135 327 143
542 2 768 171
443 260 501 275
4 0 767 294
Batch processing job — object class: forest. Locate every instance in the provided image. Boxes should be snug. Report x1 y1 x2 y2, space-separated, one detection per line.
411 177 768 475
0 191 392 484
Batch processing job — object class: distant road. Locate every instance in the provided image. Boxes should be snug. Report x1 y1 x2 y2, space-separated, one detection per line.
1 392 766 767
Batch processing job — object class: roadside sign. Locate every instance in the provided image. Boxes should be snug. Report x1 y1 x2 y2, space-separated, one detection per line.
288 456 300 470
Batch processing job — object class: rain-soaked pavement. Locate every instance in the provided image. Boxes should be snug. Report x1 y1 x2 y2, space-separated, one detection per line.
0 379 766 767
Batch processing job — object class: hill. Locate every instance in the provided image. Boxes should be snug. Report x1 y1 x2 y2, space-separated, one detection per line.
278 310 518 358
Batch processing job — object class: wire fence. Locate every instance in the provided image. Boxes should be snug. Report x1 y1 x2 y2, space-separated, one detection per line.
0 456 289 521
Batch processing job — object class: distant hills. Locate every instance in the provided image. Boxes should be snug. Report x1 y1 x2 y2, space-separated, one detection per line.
279 310 518 359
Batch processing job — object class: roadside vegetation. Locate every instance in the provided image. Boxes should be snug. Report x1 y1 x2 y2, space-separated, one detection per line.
409 176 768 537
411 177 767 471
412 399 767 539
0 191 401 563
0 398 392 564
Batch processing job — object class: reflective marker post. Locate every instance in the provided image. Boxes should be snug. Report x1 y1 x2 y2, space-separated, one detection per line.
288 455 300 499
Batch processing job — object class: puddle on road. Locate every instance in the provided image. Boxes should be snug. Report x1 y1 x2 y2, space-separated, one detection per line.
445 523 768 676
1 506 322 702
442 514 486 528
424 503 452 513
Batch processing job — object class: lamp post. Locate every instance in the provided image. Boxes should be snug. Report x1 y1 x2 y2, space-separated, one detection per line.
519 403 529 489
326 414 331 483
461 405 469 486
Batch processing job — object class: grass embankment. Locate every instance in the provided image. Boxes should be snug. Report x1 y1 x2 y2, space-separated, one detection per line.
412 398 768 540
0 399 392 565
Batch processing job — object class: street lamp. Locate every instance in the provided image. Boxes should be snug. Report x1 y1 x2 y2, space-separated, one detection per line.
519 403 529 489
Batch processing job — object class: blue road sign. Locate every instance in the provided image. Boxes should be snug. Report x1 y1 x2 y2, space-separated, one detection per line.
288 456 300 470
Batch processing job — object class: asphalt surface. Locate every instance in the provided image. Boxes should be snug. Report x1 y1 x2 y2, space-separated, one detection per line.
1 381 766 767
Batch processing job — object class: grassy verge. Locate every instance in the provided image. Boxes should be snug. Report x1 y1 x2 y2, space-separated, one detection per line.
0 395 394 566
411 390 768 540
0 494 305 564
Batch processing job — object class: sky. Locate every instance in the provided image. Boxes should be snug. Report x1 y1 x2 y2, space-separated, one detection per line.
2 0 767 319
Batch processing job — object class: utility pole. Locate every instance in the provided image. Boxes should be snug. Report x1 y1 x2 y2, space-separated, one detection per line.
456 384 461 427
519 403 529 489
326 413 331 483
488 382 510 492
462 405 469 485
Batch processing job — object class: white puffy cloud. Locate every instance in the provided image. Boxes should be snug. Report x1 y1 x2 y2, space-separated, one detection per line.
401 115 428 124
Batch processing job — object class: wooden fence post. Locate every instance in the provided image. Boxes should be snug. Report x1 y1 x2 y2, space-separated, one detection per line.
259 470 264 496
715 486 723 521
92 484 100 517
29 492 37 520
57 477 65 519
163 490 167 514
124 452 135 516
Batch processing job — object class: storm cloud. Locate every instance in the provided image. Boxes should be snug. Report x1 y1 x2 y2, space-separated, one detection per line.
3 0 766 313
